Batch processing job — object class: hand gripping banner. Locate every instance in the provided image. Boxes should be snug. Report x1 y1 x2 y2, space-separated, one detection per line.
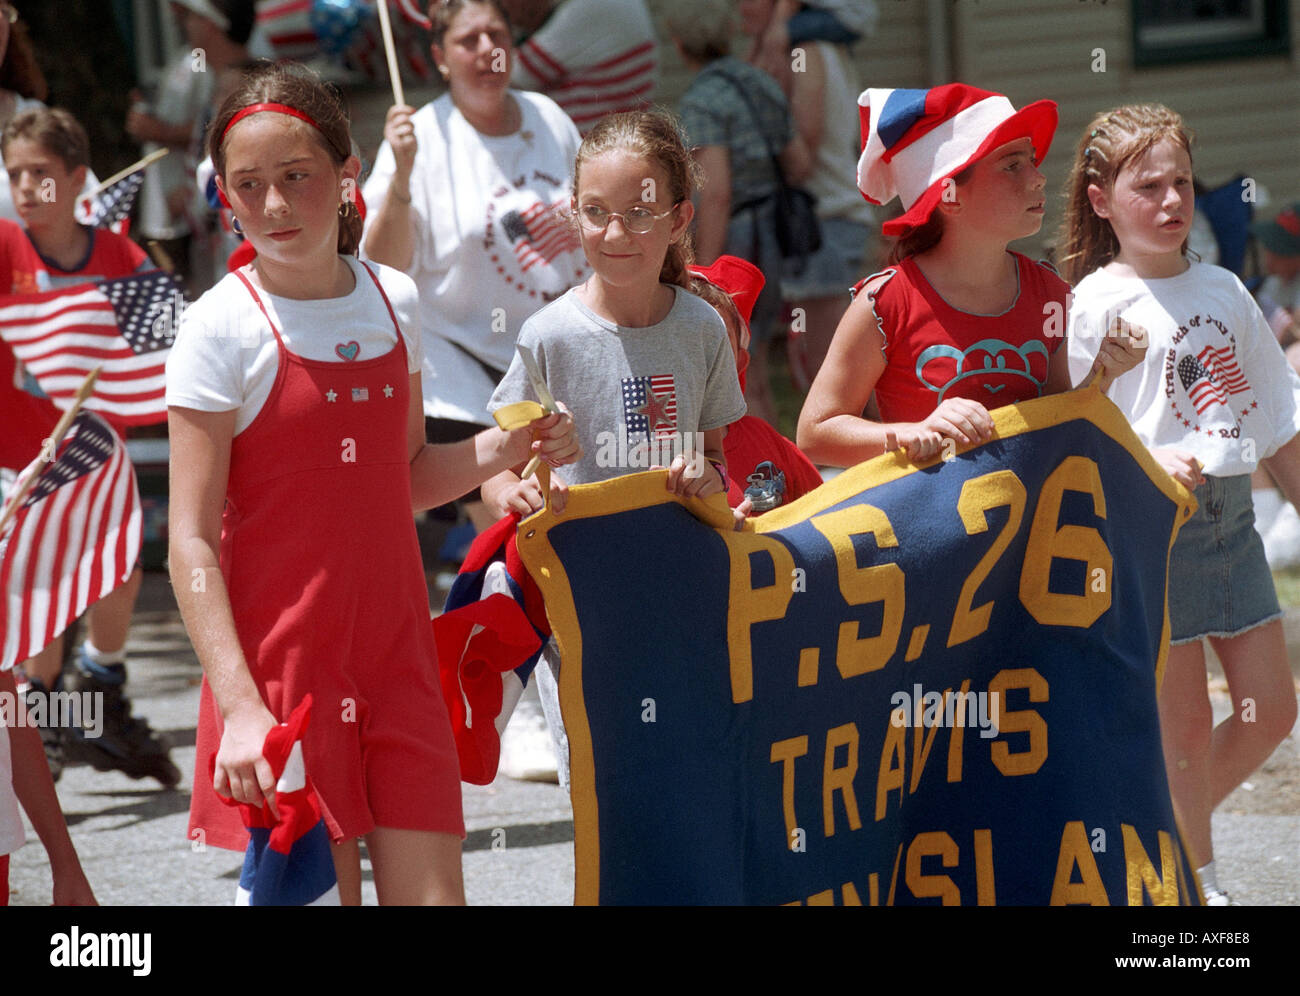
516 389 1203 905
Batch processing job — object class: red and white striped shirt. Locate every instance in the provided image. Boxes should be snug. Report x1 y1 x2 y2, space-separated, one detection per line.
512 0 658 136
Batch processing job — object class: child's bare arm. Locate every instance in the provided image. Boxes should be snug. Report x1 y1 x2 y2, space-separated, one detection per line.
168 405 279 813
1263 431 1300 509
3 667 96 905
798 287 993 465
406 373 581 511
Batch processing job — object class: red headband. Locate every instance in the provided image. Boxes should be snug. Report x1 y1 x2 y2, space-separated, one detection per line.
221 102 324 142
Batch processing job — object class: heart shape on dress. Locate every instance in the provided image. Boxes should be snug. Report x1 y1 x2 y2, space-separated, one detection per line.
335 341 360 361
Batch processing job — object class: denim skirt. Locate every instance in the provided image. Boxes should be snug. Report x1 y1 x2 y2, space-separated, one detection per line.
1168 474 1281 644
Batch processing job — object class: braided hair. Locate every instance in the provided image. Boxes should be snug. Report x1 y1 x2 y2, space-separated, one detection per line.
1057 104 1193 285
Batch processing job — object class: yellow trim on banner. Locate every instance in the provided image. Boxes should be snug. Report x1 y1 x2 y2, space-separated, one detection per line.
515 386 1196 905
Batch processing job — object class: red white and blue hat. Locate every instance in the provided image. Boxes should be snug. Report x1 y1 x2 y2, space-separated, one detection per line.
857 84 1058 236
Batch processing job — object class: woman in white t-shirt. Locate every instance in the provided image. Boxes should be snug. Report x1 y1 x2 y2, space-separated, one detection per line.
362 0 586 453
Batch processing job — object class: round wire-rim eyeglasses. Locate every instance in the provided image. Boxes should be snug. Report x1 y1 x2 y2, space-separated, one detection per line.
577 201 682 235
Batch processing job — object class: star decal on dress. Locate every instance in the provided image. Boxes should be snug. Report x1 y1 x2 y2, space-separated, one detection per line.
325 389 338 403
383 384 394 398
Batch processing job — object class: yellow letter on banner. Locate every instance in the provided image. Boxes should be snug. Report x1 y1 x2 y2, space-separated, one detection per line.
810 505 905 678
1019 456 1113 627
988 667 1049 776
948 471 1027 647
1121 824 1180 906
727 532 795 703
905 831 961 905
1050 821 1110 905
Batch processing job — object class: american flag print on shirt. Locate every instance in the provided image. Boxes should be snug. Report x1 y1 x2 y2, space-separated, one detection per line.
501 199 579 272
0 270 183 427
622 374 678 440
1178 345 1251 415
1 411 140 671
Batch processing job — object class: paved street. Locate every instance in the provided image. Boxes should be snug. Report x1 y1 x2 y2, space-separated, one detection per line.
8 569 1298 906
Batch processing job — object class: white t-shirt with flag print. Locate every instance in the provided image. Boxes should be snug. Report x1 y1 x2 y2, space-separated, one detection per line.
1067 262 1300 477
361 90 585 424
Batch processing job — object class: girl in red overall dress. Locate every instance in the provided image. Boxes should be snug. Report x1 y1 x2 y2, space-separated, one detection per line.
166 65 580 905
798 83 1144 466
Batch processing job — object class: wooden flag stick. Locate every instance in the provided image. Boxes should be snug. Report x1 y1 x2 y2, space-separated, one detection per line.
0 369 100 536
375 0 406 108
92 148 168 196
146 239 176 274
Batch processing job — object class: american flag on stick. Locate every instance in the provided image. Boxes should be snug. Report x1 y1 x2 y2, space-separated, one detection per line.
502 200 580 272
1 401 141 671
79 171 145 235
0 269 183 427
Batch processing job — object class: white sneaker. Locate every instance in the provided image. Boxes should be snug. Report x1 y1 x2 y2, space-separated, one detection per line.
497 697 559 783
1202 887 1233 906
1264 502 1300 569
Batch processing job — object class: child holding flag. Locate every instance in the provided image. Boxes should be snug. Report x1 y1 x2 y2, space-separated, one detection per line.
0 106 178 787
166 62 579 904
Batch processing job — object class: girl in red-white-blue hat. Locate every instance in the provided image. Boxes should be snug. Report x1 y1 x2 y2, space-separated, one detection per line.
798 83 1143 466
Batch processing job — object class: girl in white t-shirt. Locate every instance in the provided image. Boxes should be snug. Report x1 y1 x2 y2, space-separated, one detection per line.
165 63 579 905
1060 103 1300 904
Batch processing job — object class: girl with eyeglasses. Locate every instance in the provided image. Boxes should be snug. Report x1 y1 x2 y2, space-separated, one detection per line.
482 109 747 788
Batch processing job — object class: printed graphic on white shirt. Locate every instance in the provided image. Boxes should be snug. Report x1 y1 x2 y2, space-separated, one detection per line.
1165 312 1257 435
622 374 678 440
486 186 584 296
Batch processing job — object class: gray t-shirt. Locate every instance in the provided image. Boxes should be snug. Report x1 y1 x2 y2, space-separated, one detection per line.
490 286 747 485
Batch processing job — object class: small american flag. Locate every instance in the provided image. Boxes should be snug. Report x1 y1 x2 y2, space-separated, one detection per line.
622 374 678 440
0 270 183 427
79 171 144 235
1 411 141 671
501 200 580 272
230 696 340 906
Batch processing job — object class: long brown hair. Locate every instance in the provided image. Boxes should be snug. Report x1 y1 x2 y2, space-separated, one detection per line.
1057 104 1193 285
573 109 701 289
207 62 361 255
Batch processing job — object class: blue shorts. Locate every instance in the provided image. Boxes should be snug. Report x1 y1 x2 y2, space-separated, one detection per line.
781 216 872 301
1168 474 1282 644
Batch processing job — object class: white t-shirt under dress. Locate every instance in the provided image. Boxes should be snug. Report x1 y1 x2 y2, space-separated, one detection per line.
165 257 421 434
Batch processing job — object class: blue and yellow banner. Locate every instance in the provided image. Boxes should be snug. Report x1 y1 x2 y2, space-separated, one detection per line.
518 389 1203 905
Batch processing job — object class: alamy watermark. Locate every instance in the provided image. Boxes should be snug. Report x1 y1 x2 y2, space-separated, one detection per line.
890 683 1000 739
594 427 710 476
1 687 103 738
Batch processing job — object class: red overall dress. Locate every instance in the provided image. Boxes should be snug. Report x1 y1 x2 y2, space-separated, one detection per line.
187 262 463 851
